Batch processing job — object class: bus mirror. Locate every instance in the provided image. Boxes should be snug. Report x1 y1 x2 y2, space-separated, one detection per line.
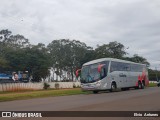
98 64 105 73
76 69 81 78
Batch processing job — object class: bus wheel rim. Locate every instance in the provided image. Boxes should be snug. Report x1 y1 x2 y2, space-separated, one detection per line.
138 82 141 88
112 84 115 90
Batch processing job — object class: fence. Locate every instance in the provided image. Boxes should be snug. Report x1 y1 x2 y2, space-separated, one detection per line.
0 82 81 92
0 81 157 92
149 81 158 84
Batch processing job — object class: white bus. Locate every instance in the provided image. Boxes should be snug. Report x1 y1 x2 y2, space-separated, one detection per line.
76 58 149 93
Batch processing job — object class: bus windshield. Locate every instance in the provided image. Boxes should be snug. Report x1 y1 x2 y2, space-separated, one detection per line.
81 61 108 83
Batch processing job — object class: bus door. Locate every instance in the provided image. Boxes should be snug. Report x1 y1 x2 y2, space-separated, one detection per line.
97 62 108 89
119 71 127 87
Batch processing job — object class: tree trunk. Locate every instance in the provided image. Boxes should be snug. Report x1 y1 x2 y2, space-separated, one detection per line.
71 67 74 81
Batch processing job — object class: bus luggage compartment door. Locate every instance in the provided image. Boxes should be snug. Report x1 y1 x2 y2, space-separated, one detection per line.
119 72 127 87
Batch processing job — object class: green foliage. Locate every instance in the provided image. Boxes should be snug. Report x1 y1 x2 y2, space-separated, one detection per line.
0 29 12 41
123 54 150 66
24 45 51 82
43 82 50 89
148 69 160 81
73 83 80 88
73 83 76 88
0 29 51 81
0 57 9 71
47 39 93 80
0 29 151 82
95 41 127 59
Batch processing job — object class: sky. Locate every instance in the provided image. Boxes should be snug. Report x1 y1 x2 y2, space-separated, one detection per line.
0 0 160 69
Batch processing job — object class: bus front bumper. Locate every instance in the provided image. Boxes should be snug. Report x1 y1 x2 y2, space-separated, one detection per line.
81 82 101 91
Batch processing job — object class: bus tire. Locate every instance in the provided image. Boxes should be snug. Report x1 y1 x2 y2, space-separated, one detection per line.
93 91 98 94
138 81 142 89
141 81 144 89
109 82 117 92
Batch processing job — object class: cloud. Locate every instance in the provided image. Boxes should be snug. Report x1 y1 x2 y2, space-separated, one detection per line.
0 0 160 68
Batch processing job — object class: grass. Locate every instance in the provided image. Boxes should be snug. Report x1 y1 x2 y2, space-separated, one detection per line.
149 82 157 87
0 88 91 102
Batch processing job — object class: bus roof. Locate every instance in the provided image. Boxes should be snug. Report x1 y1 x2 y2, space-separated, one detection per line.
83 58 146 66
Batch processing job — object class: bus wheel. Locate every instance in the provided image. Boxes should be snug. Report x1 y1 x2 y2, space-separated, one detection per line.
138 81 142 89
110 82 116 92
93 91 98 94
141 81 144 89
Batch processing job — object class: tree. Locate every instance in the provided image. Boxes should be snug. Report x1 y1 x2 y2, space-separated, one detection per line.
0 29 151 82
0 29 51 82
0 30 11 57
0 29 12 41
0 57 9 72
148 69 160 81
0 29 12 71
124 54 150 66
4 34 30 48
47 39 93 81
0 29 30 59
95 41 127 59
3 44 51 82
24 44 51 82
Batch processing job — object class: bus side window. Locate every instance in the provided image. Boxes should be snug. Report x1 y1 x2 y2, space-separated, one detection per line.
124 63 130 71
110 61 116 72
110 67 115 72
100 68 107 79
110 67 113 72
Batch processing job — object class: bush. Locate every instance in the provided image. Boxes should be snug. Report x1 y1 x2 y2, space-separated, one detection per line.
73 83 81 88
43 82 50 89
55 83 59 89
77 85 81 88
73 83 76 88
